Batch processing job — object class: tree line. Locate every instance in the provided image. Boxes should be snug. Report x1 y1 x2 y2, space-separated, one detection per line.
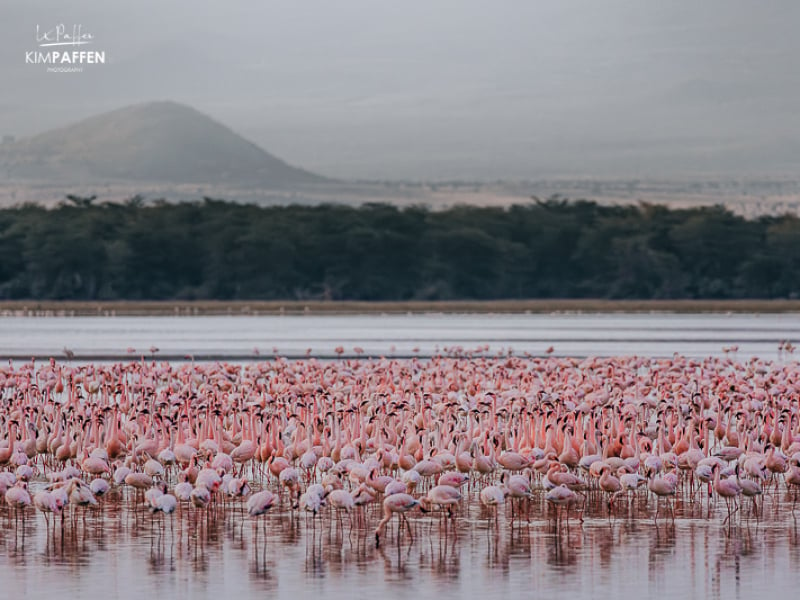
0 196 797 300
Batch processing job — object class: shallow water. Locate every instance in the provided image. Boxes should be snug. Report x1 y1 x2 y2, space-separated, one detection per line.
3 312 800 598
1 312 799 359
3 485 800 600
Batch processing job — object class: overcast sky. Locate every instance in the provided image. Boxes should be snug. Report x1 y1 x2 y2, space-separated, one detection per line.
2 1 798 180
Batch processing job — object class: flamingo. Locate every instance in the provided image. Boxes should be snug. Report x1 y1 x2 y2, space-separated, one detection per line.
648 470 677 523
420 485 462 517
247 490 277 517
375 493 421 546
713 464 742 524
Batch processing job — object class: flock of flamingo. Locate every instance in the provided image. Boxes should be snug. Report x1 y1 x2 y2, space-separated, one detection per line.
2 350 800 546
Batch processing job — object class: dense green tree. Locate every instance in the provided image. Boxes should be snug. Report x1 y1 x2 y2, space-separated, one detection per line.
0 198 795 300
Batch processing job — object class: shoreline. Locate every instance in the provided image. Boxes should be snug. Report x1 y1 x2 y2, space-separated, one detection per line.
1 299 800 316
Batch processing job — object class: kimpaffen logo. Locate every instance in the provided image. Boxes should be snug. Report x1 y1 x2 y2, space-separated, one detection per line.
25 25 106 73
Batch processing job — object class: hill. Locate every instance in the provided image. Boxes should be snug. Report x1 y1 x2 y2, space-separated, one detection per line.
0 101 327 186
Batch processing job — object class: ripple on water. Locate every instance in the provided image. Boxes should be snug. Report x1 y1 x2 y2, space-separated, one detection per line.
3 489 800 599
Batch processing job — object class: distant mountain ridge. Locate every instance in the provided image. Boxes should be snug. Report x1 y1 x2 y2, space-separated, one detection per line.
0 101 328 186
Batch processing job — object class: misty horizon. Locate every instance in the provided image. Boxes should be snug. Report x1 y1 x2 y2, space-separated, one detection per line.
2 1 799 181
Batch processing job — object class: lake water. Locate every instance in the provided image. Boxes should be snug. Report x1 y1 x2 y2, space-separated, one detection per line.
0 312 799 360
3 486 800 600
2 312 800 599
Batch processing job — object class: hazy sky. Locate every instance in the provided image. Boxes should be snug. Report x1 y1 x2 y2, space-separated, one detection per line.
2 1 798 180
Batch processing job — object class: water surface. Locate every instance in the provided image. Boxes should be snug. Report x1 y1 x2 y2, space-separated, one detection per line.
1 312 799 359
3 487 799 600
2 312 800 598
